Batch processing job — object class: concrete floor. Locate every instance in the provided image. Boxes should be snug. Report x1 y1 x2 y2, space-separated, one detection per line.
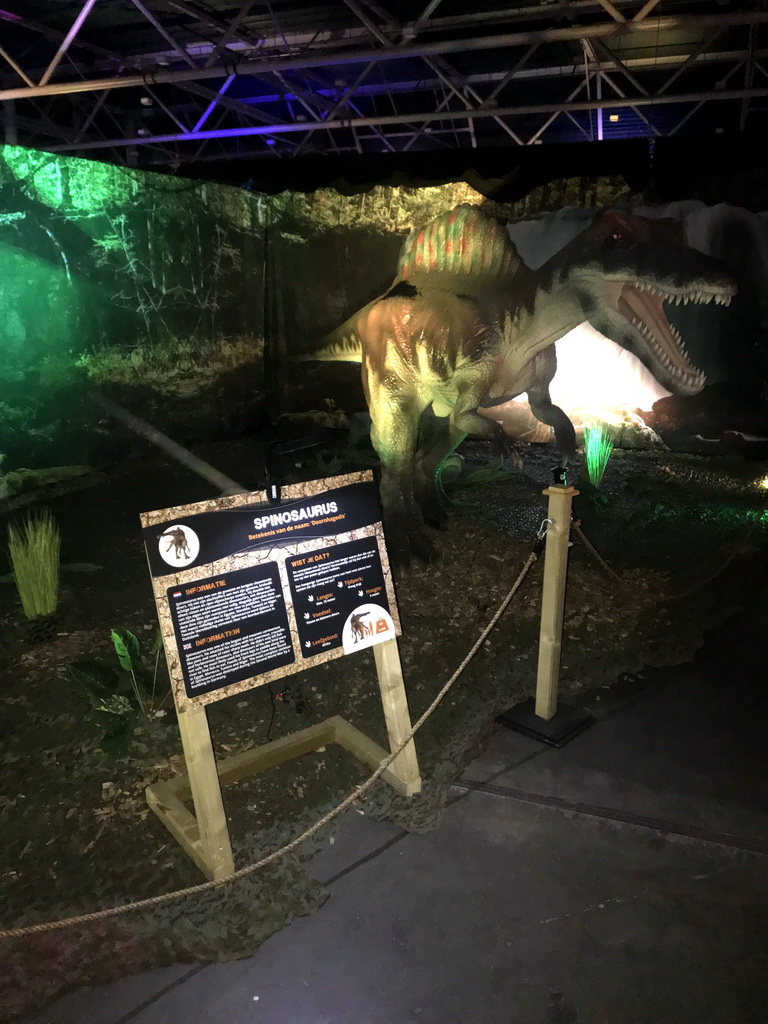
23 613 768 1024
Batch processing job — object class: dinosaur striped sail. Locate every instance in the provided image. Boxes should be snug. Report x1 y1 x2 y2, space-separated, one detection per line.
397 203 521 280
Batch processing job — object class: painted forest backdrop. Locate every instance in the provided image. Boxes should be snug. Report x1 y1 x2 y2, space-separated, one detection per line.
2 143 768 478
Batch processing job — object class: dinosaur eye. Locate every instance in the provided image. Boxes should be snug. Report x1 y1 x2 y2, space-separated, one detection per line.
611 232 622 240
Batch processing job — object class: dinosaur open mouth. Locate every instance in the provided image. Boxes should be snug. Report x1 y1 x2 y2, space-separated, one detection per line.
617 282 733 390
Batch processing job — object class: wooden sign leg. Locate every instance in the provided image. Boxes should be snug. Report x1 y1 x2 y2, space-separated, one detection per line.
373 638 422 796
176 704 235 879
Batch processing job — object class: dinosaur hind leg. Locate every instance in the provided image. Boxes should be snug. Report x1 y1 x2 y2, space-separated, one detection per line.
415 411 466 530
368 383 435 568
527 384 577 464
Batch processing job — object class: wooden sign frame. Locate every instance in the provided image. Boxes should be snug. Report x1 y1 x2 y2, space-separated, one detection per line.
140 472 421 880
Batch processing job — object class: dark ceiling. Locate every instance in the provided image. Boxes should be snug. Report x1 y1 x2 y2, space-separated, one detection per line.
2 0 768 193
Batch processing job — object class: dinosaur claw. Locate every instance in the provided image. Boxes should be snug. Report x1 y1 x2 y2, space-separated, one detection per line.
504 451 524 471
421 502 450 530
407 531 438 565
384 515 439 571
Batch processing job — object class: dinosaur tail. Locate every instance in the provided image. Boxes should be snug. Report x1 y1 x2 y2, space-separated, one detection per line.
292 311 365 364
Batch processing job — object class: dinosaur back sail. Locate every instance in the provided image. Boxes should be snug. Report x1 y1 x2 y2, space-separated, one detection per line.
298 205 521 366
397 204 521 281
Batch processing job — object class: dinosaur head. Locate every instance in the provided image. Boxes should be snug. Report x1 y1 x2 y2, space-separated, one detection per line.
559 211 736 396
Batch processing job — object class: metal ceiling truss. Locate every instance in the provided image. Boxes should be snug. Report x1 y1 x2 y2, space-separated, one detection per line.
2 0 768 171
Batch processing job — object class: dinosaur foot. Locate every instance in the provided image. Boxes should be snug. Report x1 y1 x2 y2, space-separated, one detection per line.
493 429 524 470
385 518 439 572
418 496 450 531
423 510 450 531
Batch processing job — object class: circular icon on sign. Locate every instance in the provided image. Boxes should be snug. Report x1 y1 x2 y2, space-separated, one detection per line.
159 524 200 567
342 603 394 654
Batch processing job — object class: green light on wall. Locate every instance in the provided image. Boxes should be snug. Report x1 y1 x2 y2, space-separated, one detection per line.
2 144 135 213
0 243 86 363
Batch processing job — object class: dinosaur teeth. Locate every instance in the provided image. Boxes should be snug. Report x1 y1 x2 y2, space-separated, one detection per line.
661 287 732 307
629 303 703 384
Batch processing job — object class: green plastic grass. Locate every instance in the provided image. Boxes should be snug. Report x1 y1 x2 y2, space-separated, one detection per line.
583 424 614 488
8 510 61 619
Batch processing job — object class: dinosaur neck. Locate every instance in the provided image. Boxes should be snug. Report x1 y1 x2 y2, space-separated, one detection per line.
503 271 583 367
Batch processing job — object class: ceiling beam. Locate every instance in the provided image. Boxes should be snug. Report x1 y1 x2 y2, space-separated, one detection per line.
143 83 191 132
0 45 35 88
341 0 527 146
292 61 377 156
178 80 283 126
166 0 263 51
655 29 724 95
594 0 626 24
0 6 118 66
0 0 739 81
669 60 743 133
47 83 768 153
192 73 235 131
590 38 649 96
632 0 661 21
741 22 758 130
3 11 768 103
415 0 447 30
527 78 589 144
601 69 659 134
4 41 758 103
203 0 259 69
72 87 111 140
162 122 462 165
38 0 100 87
390 0 529 144
129 0 197 70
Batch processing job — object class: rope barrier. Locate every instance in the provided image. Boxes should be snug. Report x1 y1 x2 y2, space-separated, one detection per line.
8 493 761 942
0 551 540 942
574 505 767 603
571 520 633 589
660 508 767 603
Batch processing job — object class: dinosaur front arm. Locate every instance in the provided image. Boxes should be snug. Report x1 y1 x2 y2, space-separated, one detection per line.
479 348 577 462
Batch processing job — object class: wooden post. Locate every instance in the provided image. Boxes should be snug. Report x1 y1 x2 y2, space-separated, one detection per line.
175 704 235 879
373 638 422 796
535 484 578 721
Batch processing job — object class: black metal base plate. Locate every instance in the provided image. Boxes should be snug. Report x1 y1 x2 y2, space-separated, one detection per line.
496 697 596 748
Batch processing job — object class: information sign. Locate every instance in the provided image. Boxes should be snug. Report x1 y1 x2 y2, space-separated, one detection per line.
140 472 400 709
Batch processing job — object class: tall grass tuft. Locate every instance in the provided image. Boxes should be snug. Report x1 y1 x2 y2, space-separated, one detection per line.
583 424 614 489
8 510 61 619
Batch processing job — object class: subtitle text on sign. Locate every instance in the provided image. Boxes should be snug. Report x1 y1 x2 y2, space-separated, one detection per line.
167 562 295 698
184 627 292 689
173 576 281 641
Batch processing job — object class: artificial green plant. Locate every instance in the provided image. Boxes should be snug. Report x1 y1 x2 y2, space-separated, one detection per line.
7 510 61 634
69 628 168 757
582 423 615 489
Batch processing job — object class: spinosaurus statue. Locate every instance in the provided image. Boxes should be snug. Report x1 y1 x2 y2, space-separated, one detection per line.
305 205 735 566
